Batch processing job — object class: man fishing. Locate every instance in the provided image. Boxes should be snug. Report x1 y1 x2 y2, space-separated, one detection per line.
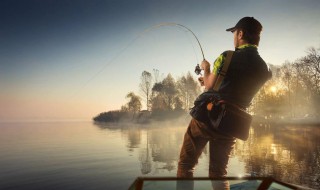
177 17 272 187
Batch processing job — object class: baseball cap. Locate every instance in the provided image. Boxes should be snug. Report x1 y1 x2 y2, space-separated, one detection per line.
226 17 262 34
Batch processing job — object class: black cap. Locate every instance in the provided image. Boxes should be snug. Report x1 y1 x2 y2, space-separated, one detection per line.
226 17 262 34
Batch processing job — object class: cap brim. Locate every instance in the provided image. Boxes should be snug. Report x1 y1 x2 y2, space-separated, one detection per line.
226 27 236 32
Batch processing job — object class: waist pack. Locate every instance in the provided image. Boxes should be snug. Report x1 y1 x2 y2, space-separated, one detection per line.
189 91 214 124
190 92 252 141
207 100 252 141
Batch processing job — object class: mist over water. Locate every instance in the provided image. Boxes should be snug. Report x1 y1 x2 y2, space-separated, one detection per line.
0 120 319 189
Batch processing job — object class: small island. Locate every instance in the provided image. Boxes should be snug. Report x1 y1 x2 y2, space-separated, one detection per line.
93 71 198 124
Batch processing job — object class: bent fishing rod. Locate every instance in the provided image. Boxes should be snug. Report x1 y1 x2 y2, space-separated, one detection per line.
143 23 205 75
148 23 205 60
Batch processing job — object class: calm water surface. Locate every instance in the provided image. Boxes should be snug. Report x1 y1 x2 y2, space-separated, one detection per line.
0 121 319 189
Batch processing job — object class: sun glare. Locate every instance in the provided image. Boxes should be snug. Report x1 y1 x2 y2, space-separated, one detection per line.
270 86 277 93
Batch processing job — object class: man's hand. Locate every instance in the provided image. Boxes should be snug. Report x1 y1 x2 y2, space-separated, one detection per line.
200 59 210 72
199 59 216 90
198 77 204 86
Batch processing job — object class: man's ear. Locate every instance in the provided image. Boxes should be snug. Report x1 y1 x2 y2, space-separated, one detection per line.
238 30 244 40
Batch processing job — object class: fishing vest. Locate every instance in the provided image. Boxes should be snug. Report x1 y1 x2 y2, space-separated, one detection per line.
214 46 272 108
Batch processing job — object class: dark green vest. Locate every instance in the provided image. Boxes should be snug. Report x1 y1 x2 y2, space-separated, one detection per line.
215 47 272 108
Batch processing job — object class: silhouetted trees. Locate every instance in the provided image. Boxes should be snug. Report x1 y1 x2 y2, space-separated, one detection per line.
139 71 152 111
93 110 131 122
124 92 142 117
149 72 200 112
250 46 320 120
148 73 200 120
295 47 320 115
94 71 200 122
176 72 201 111
151 74 177 111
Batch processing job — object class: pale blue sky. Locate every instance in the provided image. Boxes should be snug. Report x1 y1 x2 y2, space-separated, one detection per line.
0 0 319 121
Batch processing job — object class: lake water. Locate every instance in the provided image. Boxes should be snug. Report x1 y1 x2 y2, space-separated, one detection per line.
0 120 319 189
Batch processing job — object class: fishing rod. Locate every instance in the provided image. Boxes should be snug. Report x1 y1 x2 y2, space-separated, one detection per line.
146 23 205 60
143 23 205 76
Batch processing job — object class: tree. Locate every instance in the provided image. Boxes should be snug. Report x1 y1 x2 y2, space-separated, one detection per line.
139 71 152 111
126 92 142 115
162 74 177 110
278 61 296 117
294 47 320 115
295 47 320 95
150 74 177 110
174 96 183 110
176 72 200 110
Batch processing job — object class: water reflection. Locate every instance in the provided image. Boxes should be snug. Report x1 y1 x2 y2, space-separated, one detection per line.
237 123 320 188
95 122 320 189
126 128 142 151
95 122 187 175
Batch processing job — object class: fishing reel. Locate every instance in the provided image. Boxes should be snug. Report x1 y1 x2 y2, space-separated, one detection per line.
194 64 202 76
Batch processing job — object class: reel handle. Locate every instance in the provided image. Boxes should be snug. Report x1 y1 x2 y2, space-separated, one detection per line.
195 64 203 76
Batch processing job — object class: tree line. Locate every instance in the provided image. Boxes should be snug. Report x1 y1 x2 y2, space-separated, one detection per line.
94 70 201 122
250 46 320 120
94 46 320 123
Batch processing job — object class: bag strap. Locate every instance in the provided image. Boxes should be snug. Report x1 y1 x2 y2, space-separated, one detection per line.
213 51 234 91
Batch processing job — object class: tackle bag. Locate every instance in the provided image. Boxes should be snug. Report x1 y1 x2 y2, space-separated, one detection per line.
207 101 252 141
189 91 214 124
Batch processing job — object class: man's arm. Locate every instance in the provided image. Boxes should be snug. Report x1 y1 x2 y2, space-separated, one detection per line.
201 60 217 90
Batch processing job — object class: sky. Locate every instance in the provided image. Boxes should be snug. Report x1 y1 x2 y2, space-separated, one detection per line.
0 0 319 121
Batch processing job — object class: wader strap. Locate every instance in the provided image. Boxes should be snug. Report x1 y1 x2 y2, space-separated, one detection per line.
213 51 234 91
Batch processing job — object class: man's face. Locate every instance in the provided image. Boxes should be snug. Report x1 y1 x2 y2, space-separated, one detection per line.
233 29 246 48
233 29 240 48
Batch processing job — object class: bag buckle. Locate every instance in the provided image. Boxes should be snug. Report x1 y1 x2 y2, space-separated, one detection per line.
207 102 214 111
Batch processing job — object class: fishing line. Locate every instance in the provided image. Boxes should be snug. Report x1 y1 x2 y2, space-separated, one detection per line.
143 23 205 60
68 22 205 99
68 36 139 99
